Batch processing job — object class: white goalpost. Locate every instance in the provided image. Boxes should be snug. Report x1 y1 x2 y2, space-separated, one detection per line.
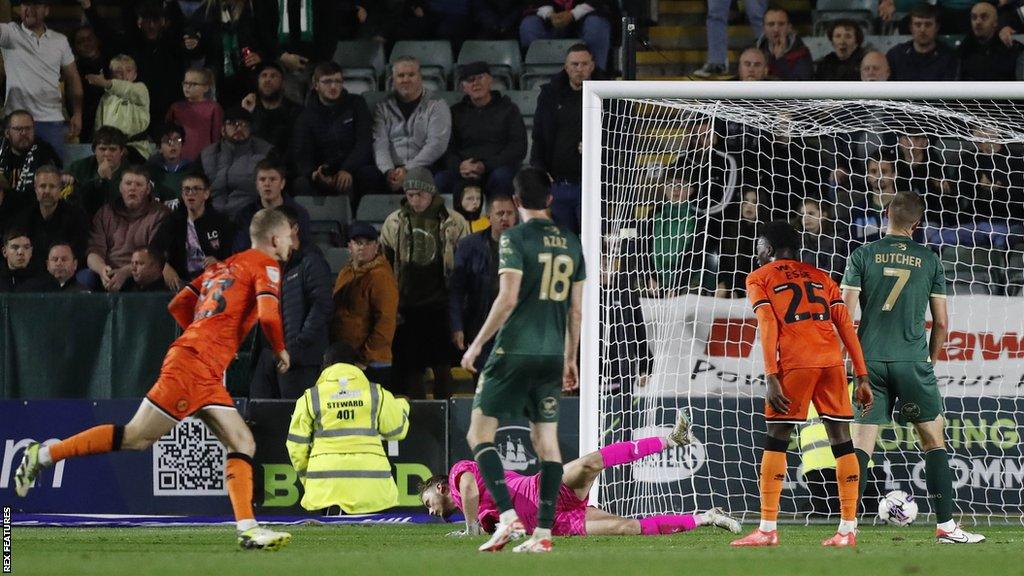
580 81 1024 524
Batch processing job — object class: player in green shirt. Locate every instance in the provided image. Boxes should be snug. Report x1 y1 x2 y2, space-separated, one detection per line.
840 191 984 544
460 166 586 554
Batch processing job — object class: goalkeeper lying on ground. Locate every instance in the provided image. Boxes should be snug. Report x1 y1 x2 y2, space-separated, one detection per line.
419 413 741 539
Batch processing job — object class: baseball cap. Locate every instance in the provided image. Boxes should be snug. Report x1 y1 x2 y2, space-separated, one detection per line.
347 221 379 241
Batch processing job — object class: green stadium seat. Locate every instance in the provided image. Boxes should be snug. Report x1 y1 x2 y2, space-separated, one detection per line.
456 40 522 90
521 39 580 91
865 35 909 54
437 91 465 107
333 40 386 89
941 245 1007 295
323 246 350 275
357 194 403 223
295 195 351 247
504 90 538 130
362 90 390 112
390 40 454 90
803 37 834 61
65 143 93 165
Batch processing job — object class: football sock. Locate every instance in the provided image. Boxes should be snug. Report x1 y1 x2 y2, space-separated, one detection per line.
473 443 514 513
537 461 563 531
838 519 857 536
639 514 698 535
936 519 956 532
47 424 121 463
759 439 788 528
833 442 860 522
925 448 955 524
226 453 256 523
599 438 667 467
854 448 872 502
38 446 52 466
532 527 552 540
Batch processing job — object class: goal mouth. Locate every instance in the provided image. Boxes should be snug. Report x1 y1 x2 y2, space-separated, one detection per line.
581 81 1024 524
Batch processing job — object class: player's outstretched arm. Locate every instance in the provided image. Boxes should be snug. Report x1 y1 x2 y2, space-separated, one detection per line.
928 295 949 363
461 271 522 372
458 472 482 536
563 280 584 392
167 282 200 329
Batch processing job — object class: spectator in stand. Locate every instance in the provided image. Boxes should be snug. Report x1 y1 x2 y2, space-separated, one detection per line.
436 62 526 199
795 199 846 283
233 159 312 251
241 62 301 153
86 166 170 292
715 187 765 298
68 126 133 216
372 56 452 194
187 0 281 107
150 173 235 291
0 229 55 292
879 0 972 34
959 1 1022 81
886 3 959 81
47 242 88 291
202 106 274 220
146 123 192 202
474 0 525 40
387 1 474 51
519 1 613 70
250 204 333 399
70 24 107 142
0 110 62 203
122 246 169 291
89 55 152 160
694 0 766 77
380 167 469 399
454 182 489 232
844 155 898 245
737 46 769 80
331 221 399 389
166 67 224 162
756 6 813 80
0 0 84 161
952 126 1024 245
448 193 517 373
531 44 593 235
292 62 373 205
895 133 955 228
859 50 891 80
14 164 90 270
815 19 866 80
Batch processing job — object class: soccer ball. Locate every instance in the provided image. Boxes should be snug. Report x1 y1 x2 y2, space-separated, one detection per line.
877 490 919 526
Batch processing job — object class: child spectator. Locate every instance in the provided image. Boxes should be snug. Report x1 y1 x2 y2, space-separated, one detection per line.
455 183 489 233
166 68 223 162
146 123 192 203
90 55 152 160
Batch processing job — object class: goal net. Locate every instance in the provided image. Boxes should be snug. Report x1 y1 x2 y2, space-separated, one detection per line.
580 82 1024 525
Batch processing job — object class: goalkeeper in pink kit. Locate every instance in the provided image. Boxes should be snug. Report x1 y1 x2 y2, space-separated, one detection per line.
420 414 741 538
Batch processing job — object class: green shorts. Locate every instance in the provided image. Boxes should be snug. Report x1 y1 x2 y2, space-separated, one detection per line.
855 360 943 425
473 353 563 423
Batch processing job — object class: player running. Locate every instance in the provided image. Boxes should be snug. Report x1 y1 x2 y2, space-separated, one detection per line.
15 208 295 551
732 221 873 548
420 414 741 538
841 191 984 544
460 166 585 553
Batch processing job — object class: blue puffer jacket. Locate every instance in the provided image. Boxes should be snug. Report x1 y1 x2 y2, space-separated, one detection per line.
277 244 335 367
448 228 498 343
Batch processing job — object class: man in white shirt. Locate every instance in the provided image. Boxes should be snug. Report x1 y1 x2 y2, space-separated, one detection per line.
0 0 84 162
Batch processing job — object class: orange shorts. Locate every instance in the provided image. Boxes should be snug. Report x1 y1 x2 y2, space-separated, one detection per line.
145 345 232 421
765 365 852 423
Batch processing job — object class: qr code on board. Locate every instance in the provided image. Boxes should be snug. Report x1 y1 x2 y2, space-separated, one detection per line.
152 417 227 496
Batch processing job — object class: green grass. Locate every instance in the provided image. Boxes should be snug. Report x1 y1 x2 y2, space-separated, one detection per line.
9 524 1024 576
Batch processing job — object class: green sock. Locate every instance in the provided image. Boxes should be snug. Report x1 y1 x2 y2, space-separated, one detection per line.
537 461 563 531
925 448 955 524
473 443 513 513
855 448 872 503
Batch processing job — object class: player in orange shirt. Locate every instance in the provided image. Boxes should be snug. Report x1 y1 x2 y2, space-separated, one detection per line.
731 221 873 548
15 208 295 551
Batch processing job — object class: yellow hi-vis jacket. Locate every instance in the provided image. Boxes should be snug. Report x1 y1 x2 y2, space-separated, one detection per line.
286 362 410 513
799 404 835 474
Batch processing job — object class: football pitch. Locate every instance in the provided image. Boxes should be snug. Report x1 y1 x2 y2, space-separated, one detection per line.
9 524 1024 576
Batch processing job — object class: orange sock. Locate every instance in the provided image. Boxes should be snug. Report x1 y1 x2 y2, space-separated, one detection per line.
226 453 256 522
759 450 787 523
835 453 861 521
48 424 120 463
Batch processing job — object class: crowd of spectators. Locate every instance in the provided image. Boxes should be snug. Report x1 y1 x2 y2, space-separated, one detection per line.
0 0 1020 404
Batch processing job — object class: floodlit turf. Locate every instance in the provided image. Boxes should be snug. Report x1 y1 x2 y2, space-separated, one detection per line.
9 523 1024 576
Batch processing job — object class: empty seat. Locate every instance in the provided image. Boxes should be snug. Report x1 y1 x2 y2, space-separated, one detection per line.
521 39 581 90
504 90 539 130
65 143 93 165
437 90 465 107
357 194 403 223
294 195 352 247
390 40 454 90
803 37 834 61
333 40 386 89
864 34 909 55
941 245 1007 293
456 40 523 89
323 246 350 275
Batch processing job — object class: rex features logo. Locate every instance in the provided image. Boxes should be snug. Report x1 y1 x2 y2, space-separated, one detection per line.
705 319 1024 361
